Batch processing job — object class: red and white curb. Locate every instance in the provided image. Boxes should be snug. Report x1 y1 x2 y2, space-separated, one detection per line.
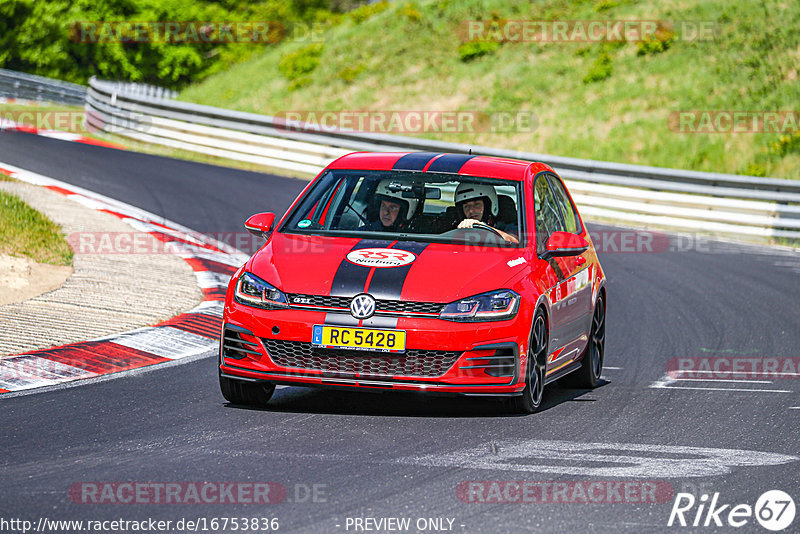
0 163 249 394
1 116 125 149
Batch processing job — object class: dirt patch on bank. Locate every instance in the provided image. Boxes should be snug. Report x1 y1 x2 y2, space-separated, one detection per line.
0 254 72 306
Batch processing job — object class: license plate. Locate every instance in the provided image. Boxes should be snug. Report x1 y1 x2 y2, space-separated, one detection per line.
311 325 406 353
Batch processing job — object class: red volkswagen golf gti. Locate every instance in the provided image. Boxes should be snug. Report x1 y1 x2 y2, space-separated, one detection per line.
219 152 606 413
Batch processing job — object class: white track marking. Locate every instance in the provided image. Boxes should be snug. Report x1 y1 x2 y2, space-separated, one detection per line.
671 370 800 378
397 440 799 478
603 366 623 370
654 385 790 393
650 372 794 393
676 378 773 384
110 327 216 359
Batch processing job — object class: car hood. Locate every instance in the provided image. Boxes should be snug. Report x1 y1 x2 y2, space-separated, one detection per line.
246 232 531 302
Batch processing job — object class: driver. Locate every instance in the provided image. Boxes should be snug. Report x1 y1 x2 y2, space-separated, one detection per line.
454 182 519 244
361 179 419 232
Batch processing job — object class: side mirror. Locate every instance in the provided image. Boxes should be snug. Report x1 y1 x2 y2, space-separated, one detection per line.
244 212 275 239
542 231 589 259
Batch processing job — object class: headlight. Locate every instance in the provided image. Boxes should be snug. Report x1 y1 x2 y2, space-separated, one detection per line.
234 272 288 309
439 290 520 322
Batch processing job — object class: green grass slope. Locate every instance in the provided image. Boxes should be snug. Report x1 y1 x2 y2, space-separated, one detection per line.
180 0 800 179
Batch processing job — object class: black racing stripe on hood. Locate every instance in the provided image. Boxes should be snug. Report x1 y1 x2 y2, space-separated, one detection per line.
366 241 429 300
360 316 399 329
330 239 392 297
323 312 359 327
426 153 476 173
391 152 441 171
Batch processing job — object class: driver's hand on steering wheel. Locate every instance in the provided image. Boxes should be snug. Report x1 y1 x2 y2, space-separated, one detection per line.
457 218 481 229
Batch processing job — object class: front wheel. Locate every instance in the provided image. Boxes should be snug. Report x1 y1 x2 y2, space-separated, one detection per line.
560 296 605 389
508 310 548 414
219 373 275 407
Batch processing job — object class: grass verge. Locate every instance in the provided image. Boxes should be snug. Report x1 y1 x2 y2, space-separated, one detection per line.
0 189 74 266
180 0 800 180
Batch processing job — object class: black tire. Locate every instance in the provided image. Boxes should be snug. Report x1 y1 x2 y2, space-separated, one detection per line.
219 373 275 407
560 296 605 389
508 309 548 414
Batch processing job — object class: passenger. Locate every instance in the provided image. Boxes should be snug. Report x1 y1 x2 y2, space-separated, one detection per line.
454 182 519 244
361 179 419 232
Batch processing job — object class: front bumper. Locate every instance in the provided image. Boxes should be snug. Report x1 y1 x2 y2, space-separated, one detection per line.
219 301 531 396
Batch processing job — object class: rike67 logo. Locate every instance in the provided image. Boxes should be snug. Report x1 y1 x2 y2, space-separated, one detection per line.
668 490 795 531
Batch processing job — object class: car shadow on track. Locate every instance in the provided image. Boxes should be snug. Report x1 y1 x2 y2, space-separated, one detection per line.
223 379 610 417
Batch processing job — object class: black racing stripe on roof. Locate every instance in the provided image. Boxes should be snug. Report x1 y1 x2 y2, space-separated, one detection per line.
426 153 477 173
365 241 429 300
391 152 441 171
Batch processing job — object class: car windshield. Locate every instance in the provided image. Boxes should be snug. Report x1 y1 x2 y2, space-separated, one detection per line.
281 170 524 247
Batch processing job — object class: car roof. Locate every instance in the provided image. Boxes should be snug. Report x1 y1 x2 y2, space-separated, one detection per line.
326 152 555 181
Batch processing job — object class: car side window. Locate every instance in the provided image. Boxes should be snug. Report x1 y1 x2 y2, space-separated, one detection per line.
547 173 582 235
533 174 564 255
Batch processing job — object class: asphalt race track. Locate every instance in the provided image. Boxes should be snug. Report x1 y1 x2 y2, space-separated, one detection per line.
1 131 799 533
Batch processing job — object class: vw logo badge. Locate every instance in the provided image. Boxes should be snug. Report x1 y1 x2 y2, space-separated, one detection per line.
350 293 376 319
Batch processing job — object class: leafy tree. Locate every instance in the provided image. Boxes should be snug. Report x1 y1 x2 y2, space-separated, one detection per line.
0 0 365 88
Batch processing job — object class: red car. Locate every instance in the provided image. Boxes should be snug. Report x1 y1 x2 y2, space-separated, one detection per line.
219 152 606 413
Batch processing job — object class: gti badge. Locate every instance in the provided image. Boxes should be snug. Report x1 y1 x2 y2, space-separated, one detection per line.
350 293 376 319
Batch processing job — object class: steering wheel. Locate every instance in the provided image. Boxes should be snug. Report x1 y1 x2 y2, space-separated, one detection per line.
470 222 504 238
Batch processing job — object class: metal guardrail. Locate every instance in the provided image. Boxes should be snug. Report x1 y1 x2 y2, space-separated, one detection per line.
0 69 87 106
4 71 798 240
93 81 178 100
0 70 177 106
84 76 800 240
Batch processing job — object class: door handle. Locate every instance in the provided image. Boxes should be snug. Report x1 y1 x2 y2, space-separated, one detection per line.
576 256 586 266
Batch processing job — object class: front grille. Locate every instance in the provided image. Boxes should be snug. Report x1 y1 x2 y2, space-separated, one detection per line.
262 338 460 377
376 300 443 314
286 294 352 308
222 328 261 360
286 294 443 316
